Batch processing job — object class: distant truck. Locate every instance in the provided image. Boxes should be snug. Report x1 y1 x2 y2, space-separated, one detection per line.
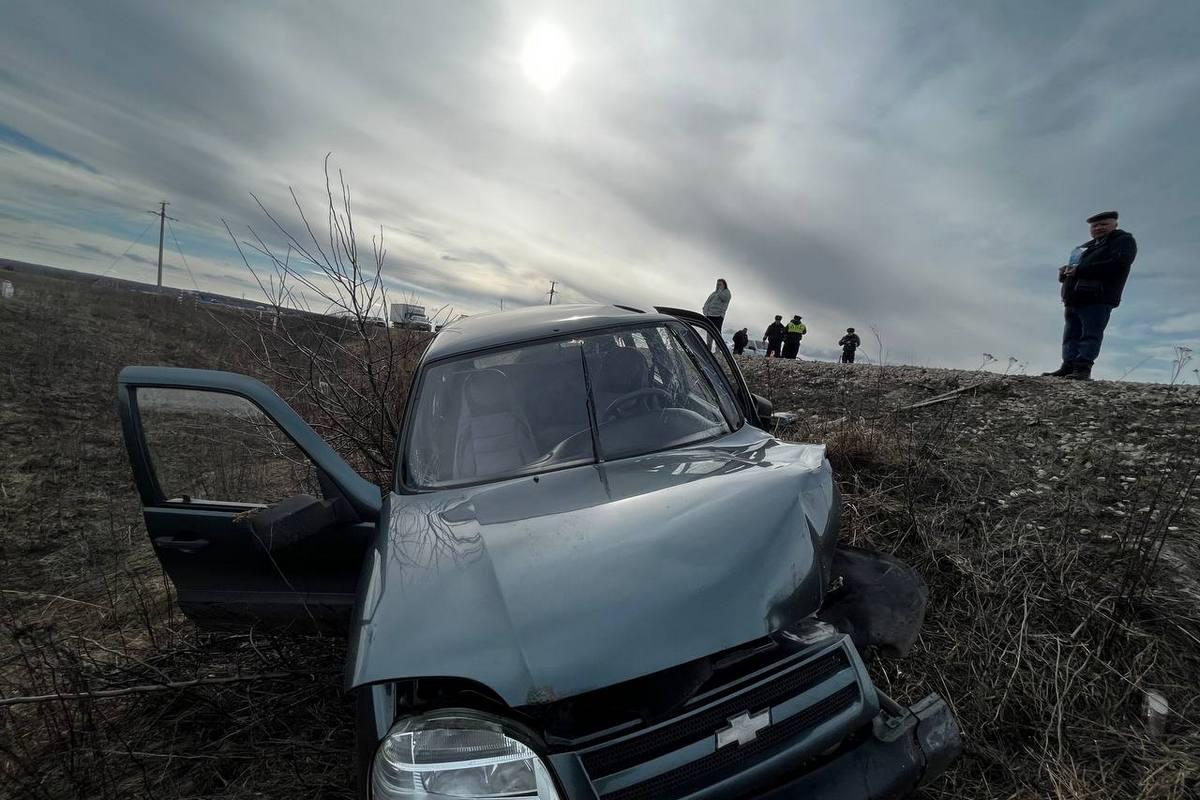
390 303 432 331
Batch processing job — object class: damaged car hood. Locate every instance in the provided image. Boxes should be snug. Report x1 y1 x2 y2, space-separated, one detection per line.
347 426 836 705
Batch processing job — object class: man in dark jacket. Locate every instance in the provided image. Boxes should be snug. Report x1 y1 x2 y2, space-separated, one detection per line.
763 315 785 358
839 328 861 363
732 328 749 355
1044 211 1137 380
782 315 807 359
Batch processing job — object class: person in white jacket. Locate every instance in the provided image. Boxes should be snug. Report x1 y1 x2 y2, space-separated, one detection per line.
702 279 731 334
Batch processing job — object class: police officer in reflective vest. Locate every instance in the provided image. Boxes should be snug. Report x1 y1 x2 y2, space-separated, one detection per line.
782 315 806 359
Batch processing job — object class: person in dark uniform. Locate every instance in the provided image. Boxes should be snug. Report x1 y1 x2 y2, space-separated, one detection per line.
839 328 861 363
732 328 749 355
782 315 806 359
1043 211 1137 381
763 315 785 358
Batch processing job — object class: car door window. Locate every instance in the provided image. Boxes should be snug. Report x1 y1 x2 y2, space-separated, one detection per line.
137 387 321 505
650 327 728 423
668 324 743 426
681 321 744 403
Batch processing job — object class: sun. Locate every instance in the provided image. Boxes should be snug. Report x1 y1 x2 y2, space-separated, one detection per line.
521 21 574 92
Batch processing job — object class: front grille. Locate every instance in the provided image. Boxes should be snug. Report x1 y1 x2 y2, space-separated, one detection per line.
601 684 859 800
525 636 797 746
581 648 848 780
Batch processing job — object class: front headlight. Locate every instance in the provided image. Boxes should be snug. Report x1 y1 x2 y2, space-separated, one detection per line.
371 709 561 799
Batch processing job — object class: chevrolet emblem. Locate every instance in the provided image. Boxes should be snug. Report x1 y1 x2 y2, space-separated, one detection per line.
716 709 770 748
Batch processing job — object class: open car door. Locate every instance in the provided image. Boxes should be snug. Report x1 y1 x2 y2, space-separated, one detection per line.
117 366 380 633
654 306 773 428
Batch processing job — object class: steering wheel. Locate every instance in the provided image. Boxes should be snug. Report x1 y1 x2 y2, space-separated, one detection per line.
601 388 673 422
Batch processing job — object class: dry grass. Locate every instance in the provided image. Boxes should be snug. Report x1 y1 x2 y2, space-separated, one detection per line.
0 271 355 799
744 356 1200 799
821 421 908 471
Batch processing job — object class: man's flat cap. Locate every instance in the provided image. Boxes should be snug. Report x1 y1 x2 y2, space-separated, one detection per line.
1087 210 1119 223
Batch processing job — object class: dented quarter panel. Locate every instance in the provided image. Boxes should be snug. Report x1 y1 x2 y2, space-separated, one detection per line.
346 423 836 705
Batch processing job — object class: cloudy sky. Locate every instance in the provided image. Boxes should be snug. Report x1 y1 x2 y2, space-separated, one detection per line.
1 1 1198 380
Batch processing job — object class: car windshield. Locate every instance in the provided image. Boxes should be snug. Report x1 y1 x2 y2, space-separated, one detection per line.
404 323 740 488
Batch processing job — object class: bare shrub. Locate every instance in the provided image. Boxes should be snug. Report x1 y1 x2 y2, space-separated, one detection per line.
1169 345 1193 386
221 156 438 487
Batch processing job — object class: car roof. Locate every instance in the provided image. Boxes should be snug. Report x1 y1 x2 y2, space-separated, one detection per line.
425 304 678 361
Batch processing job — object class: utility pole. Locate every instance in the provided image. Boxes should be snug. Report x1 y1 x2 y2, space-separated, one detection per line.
547 280 558 306
146 201 177 288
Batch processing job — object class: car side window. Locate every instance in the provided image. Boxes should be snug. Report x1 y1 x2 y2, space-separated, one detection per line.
681 321 744 405
136 387 321 505
669 324 743 426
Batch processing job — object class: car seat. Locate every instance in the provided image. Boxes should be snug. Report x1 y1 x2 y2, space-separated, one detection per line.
593 345 650 417
516 346 590 452
453 369 540 480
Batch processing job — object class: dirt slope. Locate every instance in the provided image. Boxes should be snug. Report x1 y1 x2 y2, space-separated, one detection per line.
743 356 1199 798
1 270 1197 798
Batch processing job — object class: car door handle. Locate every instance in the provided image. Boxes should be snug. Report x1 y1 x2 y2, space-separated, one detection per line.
153 536 210 553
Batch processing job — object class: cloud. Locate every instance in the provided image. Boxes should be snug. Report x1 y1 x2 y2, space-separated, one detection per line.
0 122 97 173
1152 312 1200 336
0 1 1198 381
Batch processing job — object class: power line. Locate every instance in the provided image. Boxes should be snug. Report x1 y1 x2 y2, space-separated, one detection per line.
167 219 201 292
93 218 157 284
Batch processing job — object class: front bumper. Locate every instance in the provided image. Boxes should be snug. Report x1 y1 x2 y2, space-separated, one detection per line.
359 634 961 800
756 693 960 799
550 694 959 800
547 635 959 800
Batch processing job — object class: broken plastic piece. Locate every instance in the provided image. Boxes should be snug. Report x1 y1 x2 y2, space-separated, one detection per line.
1143 690 1168 737
818 546 928 658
